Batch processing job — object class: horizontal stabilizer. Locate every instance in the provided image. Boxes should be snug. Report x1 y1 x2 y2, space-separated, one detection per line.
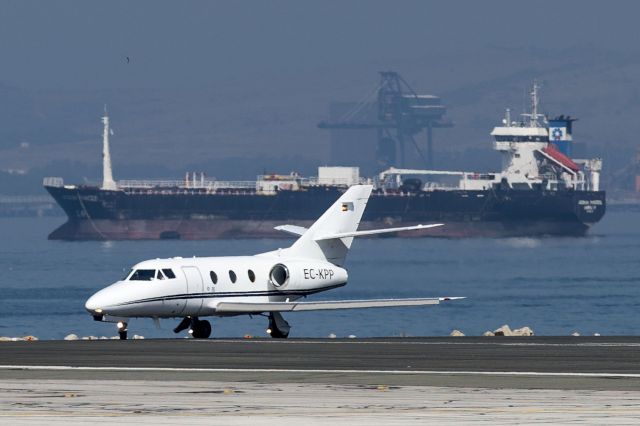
274 224 308 237
315 223 443 241
214 297 463 313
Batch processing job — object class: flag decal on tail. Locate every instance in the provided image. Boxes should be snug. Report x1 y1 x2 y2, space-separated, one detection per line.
341 202 353 212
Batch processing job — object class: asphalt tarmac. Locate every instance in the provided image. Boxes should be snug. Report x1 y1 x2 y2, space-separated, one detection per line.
2 337 640 390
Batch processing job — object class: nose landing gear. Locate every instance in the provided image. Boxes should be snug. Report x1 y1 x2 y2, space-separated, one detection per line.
117 321 128 340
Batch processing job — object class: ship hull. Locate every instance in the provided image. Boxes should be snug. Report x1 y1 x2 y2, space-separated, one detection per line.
45 185 606 240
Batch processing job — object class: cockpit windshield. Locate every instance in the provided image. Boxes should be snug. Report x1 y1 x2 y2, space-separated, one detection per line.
129 269 156 281
125 268 177 281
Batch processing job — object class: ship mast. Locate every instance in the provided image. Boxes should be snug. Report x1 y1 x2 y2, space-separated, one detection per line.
101 106 118 191
522 81 544 128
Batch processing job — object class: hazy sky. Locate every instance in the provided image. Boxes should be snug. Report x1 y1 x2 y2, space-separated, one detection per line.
2 0 639 90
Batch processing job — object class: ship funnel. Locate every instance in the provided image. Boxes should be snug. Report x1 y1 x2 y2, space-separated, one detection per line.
548 115 577 157
101 106 118 191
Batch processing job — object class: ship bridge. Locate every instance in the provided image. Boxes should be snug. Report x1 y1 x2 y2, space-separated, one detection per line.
486 83 598 191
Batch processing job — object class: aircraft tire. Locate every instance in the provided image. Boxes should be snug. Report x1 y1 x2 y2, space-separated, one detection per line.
191 319 212 339
269 328 289 339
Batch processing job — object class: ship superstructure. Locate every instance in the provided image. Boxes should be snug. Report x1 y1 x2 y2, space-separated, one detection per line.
44 84 606 240
380 83 601 193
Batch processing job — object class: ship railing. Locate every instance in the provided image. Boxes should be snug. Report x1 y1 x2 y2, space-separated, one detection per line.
118 179 201 188
43 177 64 187
211 181 258 190
257 176 368 187
422 182 465 191
117 179 257 190
301 177 369 187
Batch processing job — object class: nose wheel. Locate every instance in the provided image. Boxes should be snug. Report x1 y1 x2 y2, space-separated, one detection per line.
117 321 128 340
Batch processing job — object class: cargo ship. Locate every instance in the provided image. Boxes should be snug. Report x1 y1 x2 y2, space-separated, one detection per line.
44 85 605 240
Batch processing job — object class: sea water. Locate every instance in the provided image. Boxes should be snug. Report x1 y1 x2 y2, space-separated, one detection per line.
0 208 638 340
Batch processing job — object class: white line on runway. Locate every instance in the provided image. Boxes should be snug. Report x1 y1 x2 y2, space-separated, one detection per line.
2 365 640 378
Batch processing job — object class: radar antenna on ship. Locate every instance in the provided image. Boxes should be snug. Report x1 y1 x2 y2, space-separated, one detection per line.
101 105 118 191
521 81 545 128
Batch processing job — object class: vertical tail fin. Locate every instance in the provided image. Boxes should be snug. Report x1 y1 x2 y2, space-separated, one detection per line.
285 185 373 266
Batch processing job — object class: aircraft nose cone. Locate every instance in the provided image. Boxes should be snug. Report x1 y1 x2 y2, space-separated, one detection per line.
85 292 103 313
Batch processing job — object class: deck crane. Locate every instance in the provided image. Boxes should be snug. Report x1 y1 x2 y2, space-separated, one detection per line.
318 71 452 169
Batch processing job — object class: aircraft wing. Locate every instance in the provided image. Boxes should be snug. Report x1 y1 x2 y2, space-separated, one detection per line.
214 297 463 313
274 224 308 237
315 223 443 240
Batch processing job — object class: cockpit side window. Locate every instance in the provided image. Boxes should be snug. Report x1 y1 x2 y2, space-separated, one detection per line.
129 269 156 281
156 270 166 280
162 268 176 279
123 269 134 280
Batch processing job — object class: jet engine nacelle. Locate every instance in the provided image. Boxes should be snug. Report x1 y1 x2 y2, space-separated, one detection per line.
269 260 348 291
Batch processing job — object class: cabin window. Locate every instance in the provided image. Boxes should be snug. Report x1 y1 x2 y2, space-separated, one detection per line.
162 269 176 279
229 270 237 283
248 269 256 283
129 269 156 281
156 270 166 280
210 271 218 284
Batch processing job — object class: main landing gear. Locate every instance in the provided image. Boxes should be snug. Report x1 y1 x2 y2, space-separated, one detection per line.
171 313 289 339
267 312 290 339
174 317 212 339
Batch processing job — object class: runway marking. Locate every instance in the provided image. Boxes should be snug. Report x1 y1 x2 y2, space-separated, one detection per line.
2 365 640 378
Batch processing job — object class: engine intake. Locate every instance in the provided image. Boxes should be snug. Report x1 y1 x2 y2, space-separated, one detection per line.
269 263 290 287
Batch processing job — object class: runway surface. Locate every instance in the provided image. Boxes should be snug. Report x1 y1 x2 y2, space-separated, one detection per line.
2 336 640 390
3 337 640 424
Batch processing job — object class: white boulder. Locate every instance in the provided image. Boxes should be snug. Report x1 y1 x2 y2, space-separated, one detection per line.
512 326 534 336
493 325 513 336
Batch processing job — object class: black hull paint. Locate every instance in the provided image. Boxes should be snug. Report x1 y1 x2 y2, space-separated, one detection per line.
45 185 606 240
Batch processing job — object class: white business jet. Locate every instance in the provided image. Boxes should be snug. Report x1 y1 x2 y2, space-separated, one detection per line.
85 185 462 339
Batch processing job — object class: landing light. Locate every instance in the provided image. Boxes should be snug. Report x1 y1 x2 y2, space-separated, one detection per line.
94 308 103 314
266 328 272 334
117 321 125 330
188 329 194 335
